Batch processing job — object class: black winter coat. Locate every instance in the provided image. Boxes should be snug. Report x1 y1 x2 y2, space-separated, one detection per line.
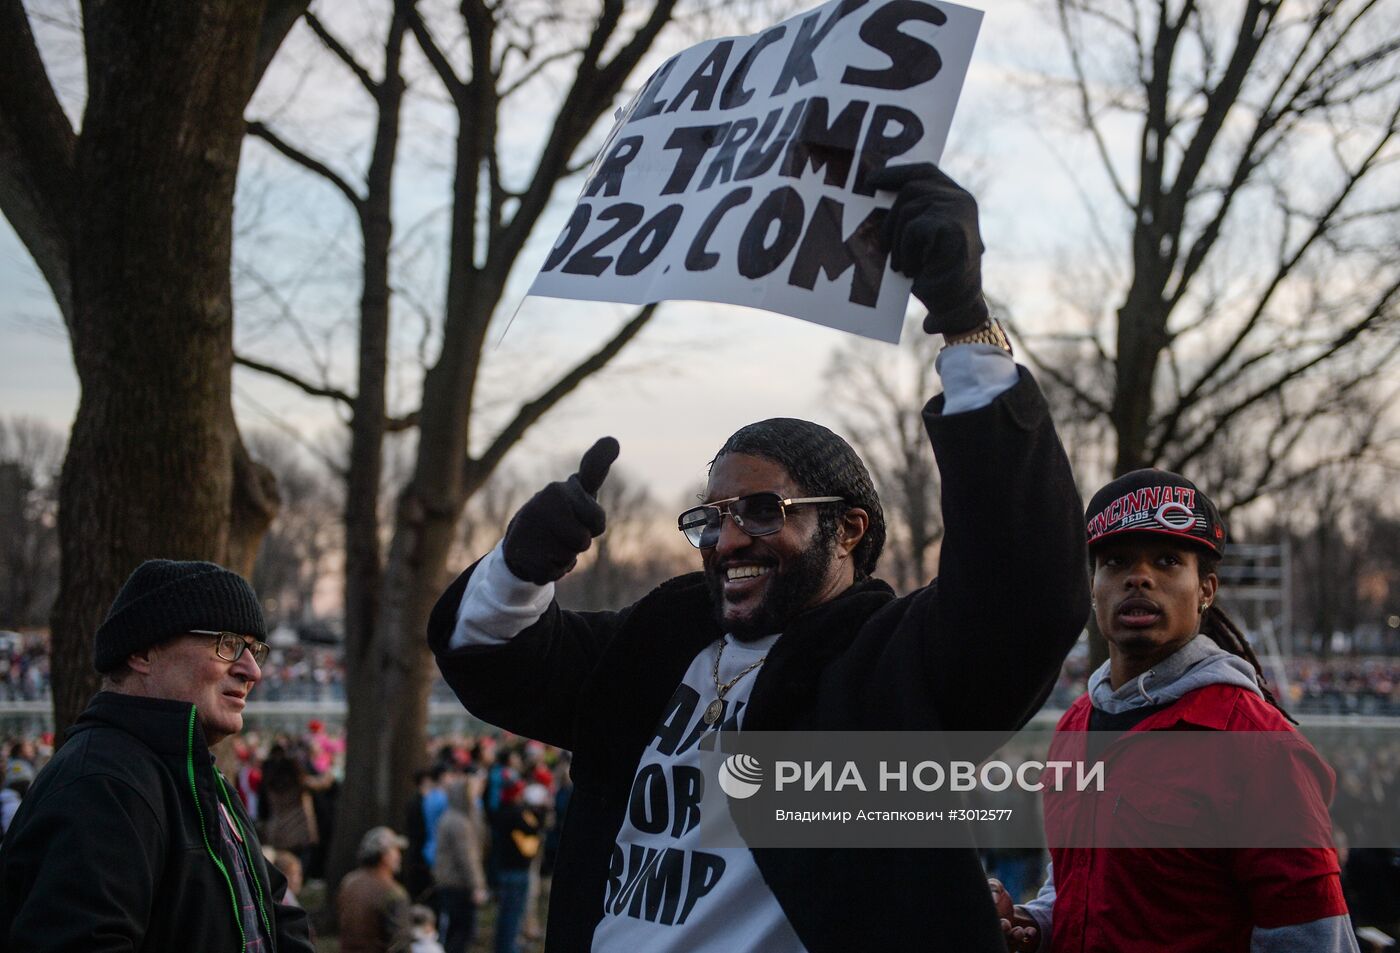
0 692 315 952
428 370 1090 953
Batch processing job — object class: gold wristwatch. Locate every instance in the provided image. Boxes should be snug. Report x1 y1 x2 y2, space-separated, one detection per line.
941 317 1012 355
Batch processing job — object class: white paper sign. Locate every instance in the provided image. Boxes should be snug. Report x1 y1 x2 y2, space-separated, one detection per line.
527 0 983 343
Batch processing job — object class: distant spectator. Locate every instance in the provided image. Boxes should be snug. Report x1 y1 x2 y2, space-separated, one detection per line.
265 848 304 909
543 754 572 880
492 781 542 953
404 767 438 904
0 762 30 835
409 903 446 953
433 775 488 953
261 742 330 867
233 738 262 818
337 826 412 953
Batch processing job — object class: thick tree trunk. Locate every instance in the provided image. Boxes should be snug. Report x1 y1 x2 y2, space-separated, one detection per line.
48 1 267 737
1111 291 1168 476
1098 280 1170 669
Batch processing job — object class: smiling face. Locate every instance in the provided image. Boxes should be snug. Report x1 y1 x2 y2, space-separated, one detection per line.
130 633 263 745
700 453 866 641
1092 535 1218 687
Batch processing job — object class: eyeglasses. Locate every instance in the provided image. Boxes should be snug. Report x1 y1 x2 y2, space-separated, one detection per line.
190 630 271 667
677 493 844 549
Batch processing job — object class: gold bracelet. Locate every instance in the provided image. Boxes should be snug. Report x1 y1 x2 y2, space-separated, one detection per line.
941 318 1012 355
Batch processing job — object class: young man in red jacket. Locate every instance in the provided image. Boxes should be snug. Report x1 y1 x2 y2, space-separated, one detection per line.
996 470 1356 952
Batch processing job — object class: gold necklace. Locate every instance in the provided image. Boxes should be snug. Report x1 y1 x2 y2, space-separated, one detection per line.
703 638 767 725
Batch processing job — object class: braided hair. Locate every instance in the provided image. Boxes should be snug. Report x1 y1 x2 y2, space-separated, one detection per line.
714 418 886 579
1196 552 1296 724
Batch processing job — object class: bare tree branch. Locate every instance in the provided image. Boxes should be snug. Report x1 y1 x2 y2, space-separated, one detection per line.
1158 0 1276 241
1150 96 1400 459
499 46 582 98
305 11 380 96
235 353 356 408
406 5 468 106
494 0 680 273
1166 3 1381 305
1051 0 1400 487
246 119 366 212
386 412 420 432
254 0 313 91
0 0 77 325
1055 0 1134 211
1171 275 1400 472
467 304 657 486
1015 333 1114 417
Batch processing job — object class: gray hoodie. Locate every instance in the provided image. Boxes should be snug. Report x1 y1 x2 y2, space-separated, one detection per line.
1085 633 1263 714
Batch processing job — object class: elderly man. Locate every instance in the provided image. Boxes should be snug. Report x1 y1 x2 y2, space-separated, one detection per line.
0 559 313 952
427 165 1090 952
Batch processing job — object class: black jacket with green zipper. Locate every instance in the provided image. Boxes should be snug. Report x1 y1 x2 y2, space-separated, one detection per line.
0 691 315 952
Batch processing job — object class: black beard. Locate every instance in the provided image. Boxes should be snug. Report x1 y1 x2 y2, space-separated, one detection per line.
704 528 839 642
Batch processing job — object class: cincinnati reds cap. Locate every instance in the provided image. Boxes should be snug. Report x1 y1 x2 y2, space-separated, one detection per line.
1085 469 1225 555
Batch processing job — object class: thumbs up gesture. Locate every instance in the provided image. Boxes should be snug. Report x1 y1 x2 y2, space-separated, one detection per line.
502 437 619 584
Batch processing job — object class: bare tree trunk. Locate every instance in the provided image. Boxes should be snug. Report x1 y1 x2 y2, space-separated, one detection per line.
1110 295 1167 476
297 0 674 885
328 8 409 886
47 1 273 736
3 0 308 738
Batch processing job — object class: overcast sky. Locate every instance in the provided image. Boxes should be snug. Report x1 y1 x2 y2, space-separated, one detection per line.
5 0 1357 520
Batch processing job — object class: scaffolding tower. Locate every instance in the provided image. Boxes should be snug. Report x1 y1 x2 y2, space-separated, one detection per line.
1217 541 1293 699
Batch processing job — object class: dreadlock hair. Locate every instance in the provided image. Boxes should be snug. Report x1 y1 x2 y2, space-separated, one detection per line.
1196 551 1297 724
713 418 886 579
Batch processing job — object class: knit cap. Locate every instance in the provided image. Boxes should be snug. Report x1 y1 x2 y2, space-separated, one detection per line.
94 560 267 672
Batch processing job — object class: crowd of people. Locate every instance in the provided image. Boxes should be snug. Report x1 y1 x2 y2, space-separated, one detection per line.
1045 645 1400 716
1281 657 1400 717
4 716 1397 947
253 647 349 703
1 721 573 952
0 632 47 703
193 723 568 952
5 629 1398 714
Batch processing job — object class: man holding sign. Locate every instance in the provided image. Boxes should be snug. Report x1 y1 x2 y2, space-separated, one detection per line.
428 164 1089 952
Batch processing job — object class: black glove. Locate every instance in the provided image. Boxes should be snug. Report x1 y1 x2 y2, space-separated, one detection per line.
502 437 619 584
868 162 989 335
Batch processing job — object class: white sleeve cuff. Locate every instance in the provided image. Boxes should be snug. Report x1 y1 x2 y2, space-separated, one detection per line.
449 544 555 650
1020 860 1055 951
934 343 1019 415
1250 916 1360 953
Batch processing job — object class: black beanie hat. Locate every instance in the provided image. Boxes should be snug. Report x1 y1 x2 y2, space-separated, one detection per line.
94 560 267 673
715 418 886 577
